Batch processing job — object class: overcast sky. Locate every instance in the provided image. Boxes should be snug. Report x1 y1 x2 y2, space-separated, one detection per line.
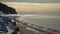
1 0 60 3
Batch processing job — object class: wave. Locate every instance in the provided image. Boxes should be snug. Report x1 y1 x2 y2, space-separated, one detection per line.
21 15 60 19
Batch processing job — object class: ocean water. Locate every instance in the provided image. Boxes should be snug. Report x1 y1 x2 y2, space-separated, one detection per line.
19 11 60 31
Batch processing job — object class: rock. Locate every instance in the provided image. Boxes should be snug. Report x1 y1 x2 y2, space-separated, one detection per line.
0 3 17 14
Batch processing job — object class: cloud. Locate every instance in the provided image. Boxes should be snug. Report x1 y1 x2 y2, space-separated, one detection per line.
4 2 60 11
1 0 60 3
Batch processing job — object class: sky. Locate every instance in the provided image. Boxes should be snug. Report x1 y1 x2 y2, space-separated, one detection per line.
4 2 60 11
1 0 60 11
0 0 60 3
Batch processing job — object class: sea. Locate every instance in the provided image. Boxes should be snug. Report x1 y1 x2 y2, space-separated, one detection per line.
18 11 60 31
